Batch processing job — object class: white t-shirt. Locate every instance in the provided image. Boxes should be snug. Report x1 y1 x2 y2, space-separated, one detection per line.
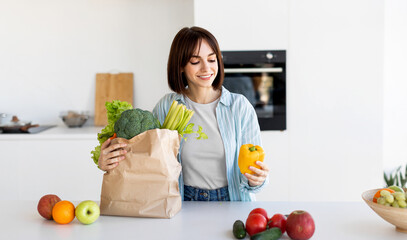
181 96 228 190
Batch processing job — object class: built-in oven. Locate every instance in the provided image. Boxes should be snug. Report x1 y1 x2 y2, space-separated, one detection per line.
222 50 286 130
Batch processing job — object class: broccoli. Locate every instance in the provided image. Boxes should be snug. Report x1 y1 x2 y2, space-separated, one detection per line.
114 108 161 139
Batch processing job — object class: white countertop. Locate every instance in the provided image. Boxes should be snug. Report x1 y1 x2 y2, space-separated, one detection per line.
0 125 103 140
1 201 405 240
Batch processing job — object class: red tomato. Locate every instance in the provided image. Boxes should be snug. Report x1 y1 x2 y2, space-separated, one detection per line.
246 213 268 236
268 213 287 234
249 207 268 219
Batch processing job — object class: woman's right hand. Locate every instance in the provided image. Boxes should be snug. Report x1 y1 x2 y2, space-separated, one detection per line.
98 138 127 171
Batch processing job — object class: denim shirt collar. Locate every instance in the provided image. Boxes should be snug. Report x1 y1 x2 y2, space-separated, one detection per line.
173 86 231 106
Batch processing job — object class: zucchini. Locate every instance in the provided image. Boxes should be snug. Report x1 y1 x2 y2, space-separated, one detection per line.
250 227 282 240
232 220 246 239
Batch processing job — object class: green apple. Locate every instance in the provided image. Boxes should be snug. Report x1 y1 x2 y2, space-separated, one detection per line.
388 185 405 193
75 200 100 225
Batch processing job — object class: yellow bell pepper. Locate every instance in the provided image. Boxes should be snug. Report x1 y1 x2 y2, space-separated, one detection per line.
238 144 265 175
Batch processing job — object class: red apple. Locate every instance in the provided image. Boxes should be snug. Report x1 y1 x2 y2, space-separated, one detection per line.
37 194 61 220
286 210 315 240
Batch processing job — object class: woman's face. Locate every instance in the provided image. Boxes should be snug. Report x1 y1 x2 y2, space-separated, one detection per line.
182 39 218 90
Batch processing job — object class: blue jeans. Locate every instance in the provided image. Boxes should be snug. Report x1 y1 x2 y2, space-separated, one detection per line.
183 185 230 201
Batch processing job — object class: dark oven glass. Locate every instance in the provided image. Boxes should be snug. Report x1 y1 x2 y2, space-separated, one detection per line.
222 50 286 131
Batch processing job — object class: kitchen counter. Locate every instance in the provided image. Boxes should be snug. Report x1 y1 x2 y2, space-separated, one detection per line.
0 125 103 140
0 126 104 201
1 201 405 240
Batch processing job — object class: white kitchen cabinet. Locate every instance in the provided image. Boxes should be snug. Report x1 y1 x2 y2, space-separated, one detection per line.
0 126 104 201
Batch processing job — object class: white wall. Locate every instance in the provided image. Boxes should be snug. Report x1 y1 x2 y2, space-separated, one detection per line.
0 0 194 124
195 0 384 201
194 0 288 50
383 0 407 174
286 0 384 201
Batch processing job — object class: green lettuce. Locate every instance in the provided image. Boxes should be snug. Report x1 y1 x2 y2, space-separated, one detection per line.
91 100 133 166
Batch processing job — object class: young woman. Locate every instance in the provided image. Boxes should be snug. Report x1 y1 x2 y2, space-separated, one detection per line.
98 26 269 201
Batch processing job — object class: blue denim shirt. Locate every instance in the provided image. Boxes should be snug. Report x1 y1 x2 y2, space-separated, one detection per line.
153 87 268 201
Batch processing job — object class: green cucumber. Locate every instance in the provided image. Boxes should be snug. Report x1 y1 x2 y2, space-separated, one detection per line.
232 220 246 239
250 227 282 240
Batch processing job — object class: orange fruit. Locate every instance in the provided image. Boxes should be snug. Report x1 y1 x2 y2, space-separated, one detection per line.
52 200 75 224
373 188 395 203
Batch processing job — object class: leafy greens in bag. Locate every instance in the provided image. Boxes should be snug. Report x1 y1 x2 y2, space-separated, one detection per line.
91 100 207 167
91 100 133 166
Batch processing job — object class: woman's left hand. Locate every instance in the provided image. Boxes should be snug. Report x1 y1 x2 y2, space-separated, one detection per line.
245 161 269 187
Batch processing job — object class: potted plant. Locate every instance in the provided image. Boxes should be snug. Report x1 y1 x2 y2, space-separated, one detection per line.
384 164 407 188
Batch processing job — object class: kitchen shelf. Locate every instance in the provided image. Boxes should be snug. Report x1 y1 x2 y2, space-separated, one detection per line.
0 125 103 140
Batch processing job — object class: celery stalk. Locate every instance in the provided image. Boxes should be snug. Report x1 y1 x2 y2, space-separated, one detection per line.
160 100 207 140
162 100 178 128
177 110 193 132
176 113 188 132
181 111 194 130
173 105 185 130
167 104 183 130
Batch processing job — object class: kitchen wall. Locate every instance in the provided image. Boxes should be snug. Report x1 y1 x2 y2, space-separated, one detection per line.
194 0 289 50
0 0 193 124
195 0 385 201
287 0 385 201
383 0 407 174
1 0 406 202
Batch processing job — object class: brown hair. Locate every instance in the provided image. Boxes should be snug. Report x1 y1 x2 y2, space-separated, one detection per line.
167 26 224 94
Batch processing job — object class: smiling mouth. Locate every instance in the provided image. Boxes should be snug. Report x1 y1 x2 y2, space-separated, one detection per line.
198 74 213 80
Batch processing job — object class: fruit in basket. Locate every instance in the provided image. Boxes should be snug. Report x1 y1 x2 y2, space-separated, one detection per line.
286 210 315 240
75 200 100 225
376 190 407 208
388 185 405 193
37 194 61 220
52 200 75 224
373 188 395 203
362 188 407 232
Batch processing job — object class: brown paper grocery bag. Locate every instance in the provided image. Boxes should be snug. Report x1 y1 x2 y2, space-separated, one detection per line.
100 128 182 218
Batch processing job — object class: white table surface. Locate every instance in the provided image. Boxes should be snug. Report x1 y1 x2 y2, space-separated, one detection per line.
1 200 405 240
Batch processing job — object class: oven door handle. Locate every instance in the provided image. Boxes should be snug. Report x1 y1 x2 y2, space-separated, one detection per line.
224 67 283 73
